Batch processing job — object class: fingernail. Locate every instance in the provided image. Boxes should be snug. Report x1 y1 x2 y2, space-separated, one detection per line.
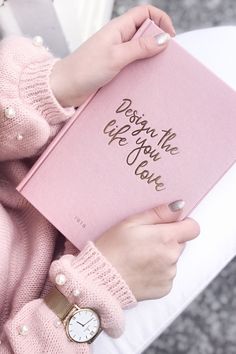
171 28 176 37
168 200 185 212
154 32 171 46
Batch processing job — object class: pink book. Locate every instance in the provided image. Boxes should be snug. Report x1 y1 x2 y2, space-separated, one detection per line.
17 19 236 250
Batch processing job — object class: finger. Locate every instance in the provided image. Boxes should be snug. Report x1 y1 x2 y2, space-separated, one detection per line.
111 5 175 42
158 217 201 243
177 218 200 243
173 242 185 256
179 242 186 255
125 200 185 226
113 32 170 68
174 243 186 261
165 243 186 265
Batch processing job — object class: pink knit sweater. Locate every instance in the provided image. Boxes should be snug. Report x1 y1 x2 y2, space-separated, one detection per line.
0 36 137 354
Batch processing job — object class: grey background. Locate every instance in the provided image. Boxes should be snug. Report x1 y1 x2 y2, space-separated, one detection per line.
113 1 236 354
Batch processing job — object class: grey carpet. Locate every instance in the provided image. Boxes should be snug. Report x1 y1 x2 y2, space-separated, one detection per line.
112 1 236 353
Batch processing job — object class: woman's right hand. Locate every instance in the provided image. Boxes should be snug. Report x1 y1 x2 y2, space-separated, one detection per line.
95 200 200 302
50 5 175 108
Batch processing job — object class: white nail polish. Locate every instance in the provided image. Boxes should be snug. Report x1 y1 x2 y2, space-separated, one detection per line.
168 200 185 212
155 32 171 46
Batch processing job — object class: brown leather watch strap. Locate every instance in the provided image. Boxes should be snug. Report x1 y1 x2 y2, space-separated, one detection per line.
44 287 75 321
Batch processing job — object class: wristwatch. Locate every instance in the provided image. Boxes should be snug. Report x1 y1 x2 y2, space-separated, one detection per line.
44 287 103 344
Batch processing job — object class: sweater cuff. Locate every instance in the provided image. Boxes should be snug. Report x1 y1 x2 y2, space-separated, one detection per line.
49 241 137 338
19 57 75 125
72 241 137 308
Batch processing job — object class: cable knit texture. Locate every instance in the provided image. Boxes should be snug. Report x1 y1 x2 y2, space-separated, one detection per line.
0 36 137 354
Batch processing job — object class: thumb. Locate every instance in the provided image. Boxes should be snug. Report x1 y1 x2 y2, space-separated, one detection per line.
115 32 171 68
126 200 185 226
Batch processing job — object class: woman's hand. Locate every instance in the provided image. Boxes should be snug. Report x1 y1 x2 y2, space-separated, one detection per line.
95 200 200 302
50 5 175 108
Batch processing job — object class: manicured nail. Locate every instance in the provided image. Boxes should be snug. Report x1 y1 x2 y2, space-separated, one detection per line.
168 200 185 212
154 32 171 46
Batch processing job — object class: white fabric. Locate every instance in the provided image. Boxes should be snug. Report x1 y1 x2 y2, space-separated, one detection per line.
93 26 236 354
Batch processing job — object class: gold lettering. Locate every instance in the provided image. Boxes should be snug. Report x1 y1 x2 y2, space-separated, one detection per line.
134 160 165 192
103 119 130 146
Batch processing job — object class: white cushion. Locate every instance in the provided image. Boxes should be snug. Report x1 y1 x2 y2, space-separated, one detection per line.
92 26 236 354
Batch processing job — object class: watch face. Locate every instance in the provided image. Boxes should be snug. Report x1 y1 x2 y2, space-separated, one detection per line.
67 308 100 343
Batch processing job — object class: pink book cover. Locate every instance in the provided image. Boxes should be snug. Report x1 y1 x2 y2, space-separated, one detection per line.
17 19 236 250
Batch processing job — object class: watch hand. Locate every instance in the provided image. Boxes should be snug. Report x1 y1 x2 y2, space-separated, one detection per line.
76 321 85 327
83 318 93 327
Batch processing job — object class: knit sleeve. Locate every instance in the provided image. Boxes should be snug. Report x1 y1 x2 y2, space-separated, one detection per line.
3 241 137 353
0 36 75 162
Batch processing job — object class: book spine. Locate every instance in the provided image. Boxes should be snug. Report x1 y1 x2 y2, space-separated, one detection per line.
16 92 96 191
16 18 153 192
